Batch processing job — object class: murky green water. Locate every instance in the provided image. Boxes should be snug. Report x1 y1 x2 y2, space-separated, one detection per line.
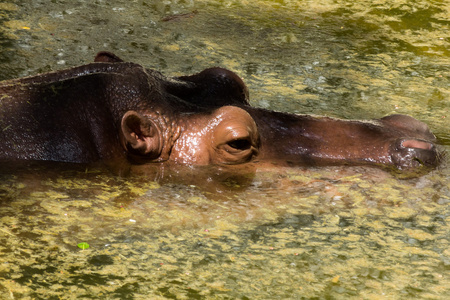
0 0 449 299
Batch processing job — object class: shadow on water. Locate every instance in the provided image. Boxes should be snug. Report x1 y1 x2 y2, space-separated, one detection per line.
0 3 21 80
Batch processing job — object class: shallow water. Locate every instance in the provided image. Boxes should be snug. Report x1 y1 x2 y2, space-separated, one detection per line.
0 0 449 299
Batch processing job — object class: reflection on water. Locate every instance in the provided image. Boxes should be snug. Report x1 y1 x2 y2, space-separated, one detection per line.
0 0 449 298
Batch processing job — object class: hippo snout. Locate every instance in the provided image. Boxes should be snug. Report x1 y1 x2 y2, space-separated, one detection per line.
390 138 440 170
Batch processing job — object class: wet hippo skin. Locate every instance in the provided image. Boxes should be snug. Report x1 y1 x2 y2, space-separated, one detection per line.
0 52 441 174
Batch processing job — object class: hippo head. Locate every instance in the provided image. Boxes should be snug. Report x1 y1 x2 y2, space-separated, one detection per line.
99 50 440 173
0 51 442 176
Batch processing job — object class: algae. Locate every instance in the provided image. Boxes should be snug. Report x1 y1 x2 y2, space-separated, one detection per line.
0 0 449 298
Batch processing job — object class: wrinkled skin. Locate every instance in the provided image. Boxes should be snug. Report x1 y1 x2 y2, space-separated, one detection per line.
0 52 441 174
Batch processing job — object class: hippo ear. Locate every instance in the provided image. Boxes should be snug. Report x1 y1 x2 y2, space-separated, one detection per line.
94 51 124 63
120 111 162 159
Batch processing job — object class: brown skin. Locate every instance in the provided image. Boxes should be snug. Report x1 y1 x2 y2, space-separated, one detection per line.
0 52 441 174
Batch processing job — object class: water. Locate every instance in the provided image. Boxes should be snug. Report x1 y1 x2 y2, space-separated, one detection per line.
0 0 449 298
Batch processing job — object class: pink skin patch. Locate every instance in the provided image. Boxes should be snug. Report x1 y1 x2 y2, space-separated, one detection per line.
401 139 433 150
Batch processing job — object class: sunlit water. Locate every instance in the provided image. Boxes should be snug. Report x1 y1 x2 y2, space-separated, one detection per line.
0 0 449 299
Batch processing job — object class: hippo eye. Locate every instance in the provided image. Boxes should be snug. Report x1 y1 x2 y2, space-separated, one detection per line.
227 138 252 151
219 132 259 164
211 106 259 165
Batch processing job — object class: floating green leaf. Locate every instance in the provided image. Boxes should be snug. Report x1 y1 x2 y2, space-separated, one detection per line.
77 242 90 250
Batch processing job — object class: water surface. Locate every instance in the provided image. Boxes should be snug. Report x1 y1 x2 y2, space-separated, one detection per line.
0 0 449 298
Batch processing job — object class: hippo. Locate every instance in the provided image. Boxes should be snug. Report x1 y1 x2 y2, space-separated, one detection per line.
0 51 441 175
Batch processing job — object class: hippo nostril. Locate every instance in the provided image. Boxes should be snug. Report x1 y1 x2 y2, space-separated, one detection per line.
401 139 433 150
392 138 440 170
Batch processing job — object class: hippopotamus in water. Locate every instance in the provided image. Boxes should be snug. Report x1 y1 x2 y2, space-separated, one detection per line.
0 51 441 174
